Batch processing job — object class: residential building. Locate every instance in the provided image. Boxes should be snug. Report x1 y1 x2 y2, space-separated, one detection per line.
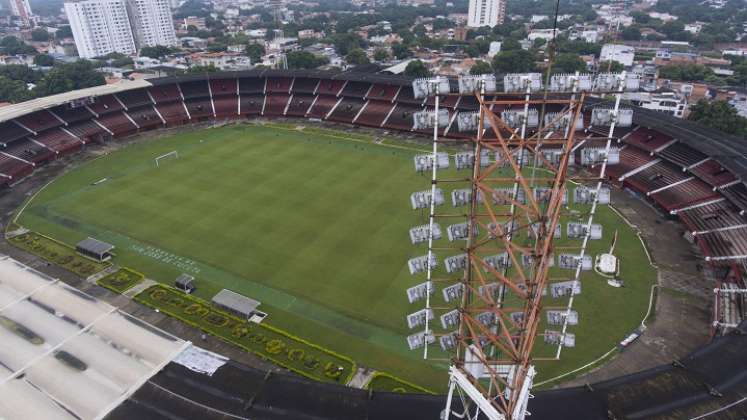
528 28 559 42
622 91 687 118
600 44 635 67
65 0 137 58
467 0 505 28
126 0 177 49
9 0 33 26
65 0 177 58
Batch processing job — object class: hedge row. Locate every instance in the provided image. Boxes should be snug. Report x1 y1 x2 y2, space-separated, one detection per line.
97 267 144 293
9 232 109 277
366 372 435 394
135 285 356 384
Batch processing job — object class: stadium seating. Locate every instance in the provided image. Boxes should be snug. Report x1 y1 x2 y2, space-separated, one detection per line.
50 105 94 125
179 80 211 99
148 84 182 103
0 121 32 144
15 110 63 133
238 77 265 94
291 77 320 94
315 79 345 96
456 95 479 110
605 146 657 180
88 95 124 116
392 86 421 105
213 95 239 117
239 95 264 115
721 183 747 215
126 106 164 129
116 89 153 109
285 94 316 117
657 142 708 169
365 84 400 102
209 79 238 97
66 120 106 141
0 152 32 179
33 128 82 154
4 138 53 163
625 161 689 194
184 98 214 118
96 111 138 136
156 102 190 125
624 127 674 152
690 159 738 188
355 100 395 127
649 178 720 211
263 94 291 116
306 95 339 119
266 77 293 93
678 201 746 233
383 103 421 131
327 97 366 123
698 227 747 262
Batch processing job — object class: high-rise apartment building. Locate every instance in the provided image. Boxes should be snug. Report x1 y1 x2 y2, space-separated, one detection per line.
9 0 33 26
467 0 505 28
126 0 177 48
64 0 176 59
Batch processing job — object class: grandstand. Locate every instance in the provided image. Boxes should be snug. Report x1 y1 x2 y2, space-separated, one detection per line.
0 69 743 335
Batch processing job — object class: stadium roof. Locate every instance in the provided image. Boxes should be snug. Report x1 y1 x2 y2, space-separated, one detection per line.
0 79 151 123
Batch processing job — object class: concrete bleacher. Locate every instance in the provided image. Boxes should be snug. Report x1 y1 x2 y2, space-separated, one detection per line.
33 128 82 154
266 77 293 94
50 105 94 125
3 138 53 163
183 98 214 119
15 110 63 134
657 141 708 169
87 95 124 116
315 79 346 96
327 97 366 123
148 84 182 103
306 94 339 119
65 120 106 141
209 79 238 97
624 127 674 153
355 100 395 127
116 89 153 109
155 101 189 125
179 80 210 99
0 121 32 145
213 95 239 117
126 106 163 129
291 77 320 94
285 94 316 117
95 111 137 136
239 95 264 115
690 159 738 188
263 94 291 116
365 83 400 102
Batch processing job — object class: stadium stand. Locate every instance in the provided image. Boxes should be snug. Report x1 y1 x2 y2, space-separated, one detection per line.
657 141 709 169
50 105 95 125
239 95 264 115
678 201 746 233
66 120 106 141
32 128 83 154
239 76 265 94
625 161 690 194
624 126 674 152
605 146 658 180
384 103 420 130
315 79 346 96
184 98 214 119
263 94 291 116
291 77 320 94
266 77 294 93
15 110 63 133
392 85 420 104
213 95 239 117
365 83 400 102
355 100 395 127
0 121 32 145
327 97 366 123
156 101 190 125
721 183 747 215
340 81 371 98
126 105 164 129
87 94 124 116
4 138 53 163
179 80 211 99
0 152 32 179
650 178 720 211
148 84 182 103
95 111 138 136
307 94 339 119
285 94 316 117
209 78 238 97
115 89 153 109
690 159 738 188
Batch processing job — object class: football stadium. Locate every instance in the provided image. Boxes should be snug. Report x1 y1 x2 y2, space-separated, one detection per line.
0 70 746 419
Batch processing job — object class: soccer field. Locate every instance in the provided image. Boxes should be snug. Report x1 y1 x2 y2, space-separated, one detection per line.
17 123 656 390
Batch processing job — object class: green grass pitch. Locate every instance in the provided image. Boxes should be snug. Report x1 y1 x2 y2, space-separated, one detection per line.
17 123 656 391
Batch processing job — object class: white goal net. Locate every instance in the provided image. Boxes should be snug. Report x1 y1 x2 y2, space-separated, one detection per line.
155 151 178 167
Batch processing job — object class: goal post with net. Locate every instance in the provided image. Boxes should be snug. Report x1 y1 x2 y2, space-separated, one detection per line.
155 151 178 167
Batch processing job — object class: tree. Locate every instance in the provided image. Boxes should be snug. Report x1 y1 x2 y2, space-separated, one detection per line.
492 49 535 74
404 60 430 77
31 29 50 42
501 38 522 51
0 36 36 55
598 60 624 73
621 27 642 41
373 48 389 62
346 48 370 65
391 42 411 59
139 45 175 59
552 53 586 74
245 44 265 63
658 64 713 81
32 60 105 97
286 51 328 69
328 33 365 56
33 54 55 66
55 25 73 40
0 64 41 82
688 100 747 136
0 75 31 103
470 60 493 75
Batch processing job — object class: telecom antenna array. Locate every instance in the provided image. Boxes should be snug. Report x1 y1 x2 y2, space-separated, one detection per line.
404 72 637 420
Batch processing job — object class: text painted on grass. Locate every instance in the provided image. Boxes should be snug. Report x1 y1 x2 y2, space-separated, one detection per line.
131 244 201 274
